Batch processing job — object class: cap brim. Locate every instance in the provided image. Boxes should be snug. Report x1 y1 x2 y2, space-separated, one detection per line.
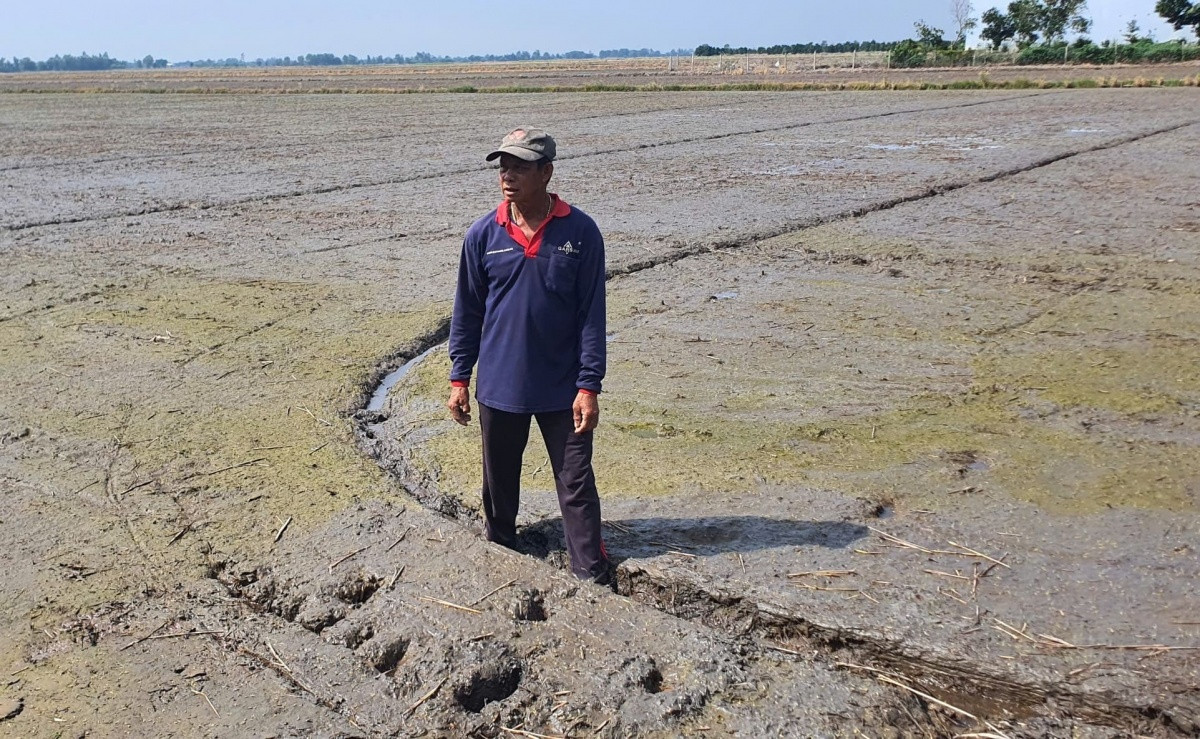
485 145 544 162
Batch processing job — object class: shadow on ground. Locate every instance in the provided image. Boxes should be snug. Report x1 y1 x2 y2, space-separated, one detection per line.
517 515 867 564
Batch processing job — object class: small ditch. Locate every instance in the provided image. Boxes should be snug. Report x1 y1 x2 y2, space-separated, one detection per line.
366 344 440 413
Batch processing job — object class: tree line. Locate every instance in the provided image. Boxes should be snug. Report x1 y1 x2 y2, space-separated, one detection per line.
885 0 1199 67
694 41 900 56
977 0 1199 48
0 48 696 73
0 52 167 73
7 3 1199 75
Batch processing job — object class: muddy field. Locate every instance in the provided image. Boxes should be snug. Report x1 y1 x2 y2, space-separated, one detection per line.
1 87 1198 738
0 59 1197 93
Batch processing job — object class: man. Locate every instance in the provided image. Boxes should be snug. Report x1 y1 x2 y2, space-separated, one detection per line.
447 127 610 583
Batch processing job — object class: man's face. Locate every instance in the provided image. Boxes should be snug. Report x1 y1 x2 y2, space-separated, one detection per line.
498 153 552 203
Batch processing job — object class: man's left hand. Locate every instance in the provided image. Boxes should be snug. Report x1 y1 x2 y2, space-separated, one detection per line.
573 391 600 434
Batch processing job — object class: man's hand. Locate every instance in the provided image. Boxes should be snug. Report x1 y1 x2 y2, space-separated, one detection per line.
447 386 472 426
573 391 600 434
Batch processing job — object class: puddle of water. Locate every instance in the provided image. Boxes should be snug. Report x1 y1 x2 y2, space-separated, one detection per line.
864 143 918 151
1067 128 1105 134
366 344 440 412
969 459 990 472
711 291 739 301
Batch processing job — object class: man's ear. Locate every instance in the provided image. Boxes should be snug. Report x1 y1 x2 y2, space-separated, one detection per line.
542 162 554 185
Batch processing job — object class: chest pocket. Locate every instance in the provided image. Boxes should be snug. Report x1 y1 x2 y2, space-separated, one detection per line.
544 252 580 294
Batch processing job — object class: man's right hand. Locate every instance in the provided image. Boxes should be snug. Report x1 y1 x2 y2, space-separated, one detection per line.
447 386 472 426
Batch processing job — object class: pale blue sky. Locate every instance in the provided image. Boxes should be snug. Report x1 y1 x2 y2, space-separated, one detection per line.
0 1 1185 62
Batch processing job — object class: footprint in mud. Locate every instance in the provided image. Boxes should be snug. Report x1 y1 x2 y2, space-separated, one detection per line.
453 656 523 713
615 655 664 694
603 655 716 727
507 588 547 622
296 570 387 633
360 634 411 674
326 618 374 650
294 598 346 634
232 571 307 622
334 571 383 605
393 639 523 715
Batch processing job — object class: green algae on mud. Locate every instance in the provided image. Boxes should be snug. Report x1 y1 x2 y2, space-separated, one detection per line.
976 345 1200 416
785 394 1197 512
394 325 1197 515
391 348 808 499
0 275 449 627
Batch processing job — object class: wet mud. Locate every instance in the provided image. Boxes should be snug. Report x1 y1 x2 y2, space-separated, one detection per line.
1 87 1197 737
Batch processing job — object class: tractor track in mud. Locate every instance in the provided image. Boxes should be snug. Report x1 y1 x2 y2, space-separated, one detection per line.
0 96 772 174
2 91 1052 232
606 118 1199 279
9 110 1182 329
347 112 1198 384
351 116 1200 736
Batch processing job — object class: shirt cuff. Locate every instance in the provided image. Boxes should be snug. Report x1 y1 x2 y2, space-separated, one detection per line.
450 380 469 388
577 388 598 396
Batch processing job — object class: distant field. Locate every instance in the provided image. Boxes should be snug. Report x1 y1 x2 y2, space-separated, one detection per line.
1 55 1197 93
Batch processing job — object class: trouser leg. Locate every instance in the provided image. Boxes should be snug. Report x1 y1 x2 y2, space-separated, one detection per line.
478 402 531 549
536 410 608 579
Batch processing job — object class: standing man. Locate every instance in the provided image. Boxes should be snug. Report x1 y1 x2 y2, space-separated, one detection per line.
447 128 610 583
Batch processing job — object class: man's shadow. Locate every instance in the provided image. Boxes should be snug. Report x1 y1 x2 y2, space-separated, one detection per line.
516 515 868 566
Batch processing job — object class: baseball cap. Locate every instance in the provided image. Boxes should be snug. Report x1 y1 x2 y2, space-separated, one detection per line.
486 128 556 163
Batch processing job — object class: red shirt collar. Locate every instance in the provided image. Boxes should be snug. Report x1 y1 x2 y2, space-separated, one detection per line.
495 193 571 225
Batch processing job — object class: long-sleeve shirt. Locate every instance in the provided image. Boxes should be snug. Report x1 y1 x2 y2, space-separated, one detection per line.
449 195 606 414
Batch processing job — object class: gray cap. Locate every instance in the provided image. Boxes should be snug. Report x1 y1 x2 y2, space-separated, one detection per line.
486 127 556 162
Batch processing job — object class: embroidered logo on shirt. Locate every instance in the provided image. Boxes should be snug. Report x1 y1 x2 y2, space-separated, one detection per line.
557 241 579 256
486 247 515 255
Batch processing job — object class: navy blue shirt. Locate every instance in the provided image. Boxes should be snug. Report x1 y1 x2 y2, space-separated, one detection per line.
450 196 606 414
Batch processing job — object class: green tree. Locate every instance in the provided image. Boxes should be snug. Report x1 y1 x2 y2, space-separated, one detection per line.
981 7 1017 48
1040 0 1091 41
914 19 950 48
1156 0 1200 37
890 39 929 66
1008 0 1045 47
1123 19 1152 43
981 0 1089 48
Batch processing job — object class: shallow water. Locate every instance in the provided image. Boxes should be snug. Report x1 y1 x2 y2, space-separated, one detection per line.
366 345 440 412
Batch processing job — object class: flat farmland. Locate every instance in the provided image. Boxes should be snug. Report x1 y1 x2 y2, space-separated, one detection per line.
0 58 1198 93
1 88 1198 737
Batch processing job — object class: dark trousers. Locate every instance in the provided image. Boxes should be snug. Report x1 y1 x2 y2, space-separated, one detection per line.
478 402 608 580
